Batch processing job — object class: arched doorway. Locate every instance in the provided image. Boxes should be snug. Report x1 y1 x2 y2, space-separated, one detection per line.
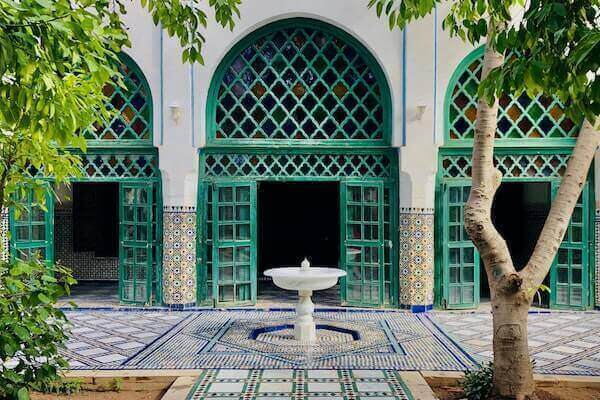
435 47 594 310
197 18 398 308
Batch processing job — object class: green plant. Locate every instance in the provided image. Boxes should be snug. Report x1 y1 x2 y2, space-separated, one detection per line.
32 378 83 395
0 259 76 400
460 362 494 400
110 377 123 392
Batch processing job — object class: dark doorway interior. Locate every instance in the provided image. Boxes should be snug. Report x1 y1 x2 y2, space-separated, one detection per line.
258 182 340 302
259 182 340 270
486 182 551 304
73 182 119 257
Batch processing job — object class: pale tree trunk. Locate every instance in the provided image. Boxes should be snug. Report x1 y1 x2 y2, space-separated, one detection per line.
465 24 600 400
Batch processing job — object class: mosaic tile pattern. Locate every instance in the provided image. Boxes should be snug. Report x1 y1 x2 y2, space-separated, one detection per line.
54 208 119 280
61 311 191 369
594 210 600 307
1 208 8 262
63 310 475 371
430 311 600 376
163 207 196 305
188 369 411 400
399 209 434 307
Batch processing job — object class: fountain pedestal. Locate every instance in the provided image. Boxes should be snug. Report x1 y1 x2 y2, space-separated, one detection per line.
295 290 316 342
264 258 346 344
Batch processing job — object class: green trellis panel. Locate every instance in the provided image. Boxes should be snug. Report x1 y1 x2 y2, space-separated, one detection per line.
436 148 595 310
445 46 579 146
83 53 153 147
207 18 392 147
9 185 54 264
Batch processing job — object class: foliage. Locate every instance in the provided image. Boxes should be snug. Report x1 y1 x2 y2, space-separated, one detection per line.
0 259 76 400
32 378 83 395
0 0 241 214
460 362 494 400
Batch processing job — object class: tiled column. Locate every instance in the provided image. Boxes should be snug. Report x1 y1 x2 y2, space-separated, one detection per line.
1 208 8 262
596 210 599 307
399 208 434 312
162 206 196 308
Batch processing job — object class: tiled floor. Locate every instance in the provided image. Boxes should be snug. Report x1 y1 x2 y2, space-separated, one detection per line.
188 369 411 399
429 311 600 375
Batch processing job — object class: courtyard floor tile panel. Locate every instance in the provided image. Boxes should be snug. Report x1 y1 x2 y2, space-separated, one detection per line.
62 309 600 376
187 369 412 400
62 309 475 371
429 311 600 376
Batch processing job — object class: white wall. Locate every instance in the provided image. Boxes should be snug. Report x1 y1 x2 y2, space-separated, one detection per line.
120 0 478 208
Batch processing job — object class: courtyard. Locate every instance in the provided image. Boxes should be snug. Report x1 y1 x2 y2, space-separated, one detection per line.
47 307 600 398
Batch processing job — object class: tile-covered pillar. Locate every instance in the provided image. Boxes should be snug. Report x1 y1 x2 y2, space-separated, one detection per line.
1 208 8 262
399 208 434 312
162 206 196 308
596 210 599 307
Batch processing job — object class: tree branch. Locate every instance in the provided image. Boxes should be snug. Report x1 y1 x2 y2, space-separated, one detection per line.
521 119 600 289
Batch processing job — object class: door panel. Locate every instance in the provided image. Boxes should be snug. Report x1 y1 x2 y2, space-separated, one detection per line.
442 182 480 309
119 182 153 304
341 181 385 307
550 182 590 309
9 185 54 264
212 182 256 306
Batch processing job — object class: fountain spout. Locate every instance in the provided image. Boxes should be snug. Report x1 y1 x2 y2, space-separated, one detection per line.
300 257 310 271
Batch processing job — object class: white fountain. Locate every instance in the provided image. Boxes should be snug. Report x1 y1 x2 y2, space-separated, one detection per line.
264 258 346 343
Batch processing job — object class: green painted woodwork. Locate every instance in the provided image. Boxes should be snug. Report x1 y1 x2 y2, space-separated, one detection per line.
78 149 159 180
207 18 392 147
199 148 395 180
436 148 595 310
119 182 154 305
340 181 390 307
550 182 590 309
197 147 399 308
445 47 578 146
440 148 572 180
440 182 479 309
84 53 153 147
212 181 257 306
9 185 54 264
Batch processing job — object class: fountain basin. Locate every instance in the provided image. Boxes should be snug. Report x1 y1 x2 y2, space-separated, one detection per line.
263 267 346 291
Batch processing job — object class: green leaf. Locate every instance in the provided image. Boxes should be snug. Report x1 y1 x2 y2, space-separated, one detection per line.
17 387 30 400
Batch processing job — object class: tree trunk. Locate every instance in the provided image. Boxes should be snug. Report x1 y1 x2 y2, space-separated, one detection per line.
463 25 537 399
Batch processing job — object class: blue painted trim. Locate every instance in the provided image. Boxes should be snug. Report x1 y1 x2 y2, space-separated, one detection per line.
402 28 407 146
159 28 164 145
410 304 433 313
433 5 438 143
191 63 196 147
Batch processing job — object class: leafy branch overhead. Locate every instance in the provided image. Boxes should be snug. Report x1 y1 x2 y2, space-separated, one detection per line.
140 0 242 64
369 0 600 125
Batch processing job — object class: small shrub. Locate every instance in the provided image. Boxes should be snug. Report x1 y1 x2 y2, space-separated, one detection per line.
460 362 493 400
32 378 83 395
0 259 76 399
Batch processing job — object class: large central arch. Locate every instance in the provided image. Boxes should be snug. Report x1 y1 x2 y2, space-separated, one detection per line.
197 18 398 308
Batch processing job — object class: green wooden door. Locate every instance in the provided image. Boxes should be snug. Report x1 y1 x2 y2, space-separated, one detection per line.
212 182 257 306
119 182 153 304
550 182 590 309
9 185 54 263
341 181 385 307
442 182 480 309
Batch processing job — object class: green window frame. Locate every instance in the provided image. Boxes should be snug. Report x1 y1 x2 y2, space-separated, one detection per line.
206 18 392 147
444 46 579 147
83 53 153 147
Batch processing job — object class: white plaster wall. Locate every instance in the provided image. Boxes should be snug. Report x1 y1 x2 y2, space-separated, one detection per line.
119 0 479 208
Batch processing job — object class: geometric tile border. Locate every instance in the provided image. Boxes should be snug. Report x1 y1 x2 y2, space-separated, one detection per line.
187 369 412 400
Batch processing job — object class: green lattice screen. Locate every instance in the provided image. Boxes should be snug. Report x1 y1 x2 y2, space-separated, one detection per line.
201 151 394 179
440 152 571 179
447 50 578 142
209 19 390 145
85 54 152 145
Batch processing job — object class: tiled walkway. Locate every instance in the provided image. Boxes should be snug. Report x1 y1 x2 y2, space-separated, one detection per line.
430 311 600 376
187 369 411 399
60 309 600 376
